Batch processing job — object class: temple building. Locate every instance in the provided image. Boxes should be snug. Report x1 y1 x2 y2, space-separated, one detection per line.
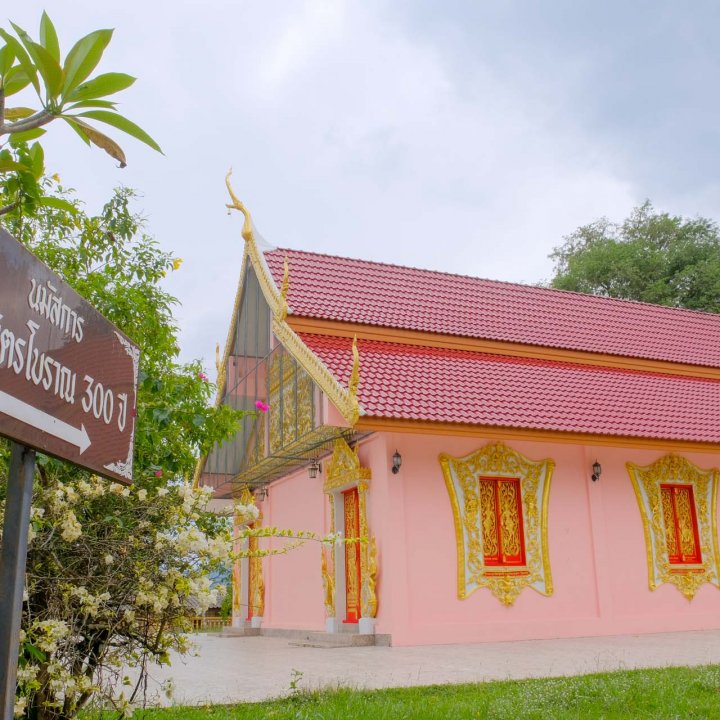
196 196 720 646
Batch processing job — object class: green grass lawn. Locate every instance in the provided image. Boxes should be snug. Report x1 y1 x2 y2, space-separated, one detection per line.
85 665 720 719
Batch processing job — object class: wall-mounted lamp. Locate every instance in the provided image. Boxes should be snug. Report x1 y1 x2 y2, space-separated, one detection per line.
391 450 402 475
255 486 268 501
308 459 321 479
591 460 602 482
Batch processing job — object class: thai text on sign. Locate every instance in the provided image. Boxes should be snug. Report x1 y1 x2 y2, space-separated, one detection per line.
0 229 139 483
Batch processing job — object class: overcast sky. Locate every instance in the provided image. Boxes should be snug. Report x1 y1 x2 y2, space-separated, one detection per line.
11 1 720 370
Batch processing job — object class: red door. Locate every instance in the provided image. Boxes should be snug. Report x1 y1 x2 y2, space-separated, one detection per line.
343 488 362 623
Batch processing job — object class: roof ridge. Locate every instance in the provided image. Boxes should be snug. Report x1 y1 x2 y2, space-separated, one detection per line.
266 246 720 320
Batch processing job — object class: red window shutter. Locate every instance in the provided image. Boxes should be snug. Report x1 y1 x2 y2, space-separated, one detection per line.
661 484 702 565
479 477 526 567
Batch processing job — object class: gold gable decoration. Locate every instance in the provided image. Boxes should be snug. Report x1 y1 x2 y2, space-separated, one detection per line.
194 175 366 488
324 437 371 493
220 170 362 426
440 442 554 606
323 439 377 619
628 454 720 600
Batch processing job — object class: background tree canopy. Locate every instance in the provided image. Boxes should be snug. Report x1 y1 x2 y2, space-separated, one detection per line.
549 201 720 313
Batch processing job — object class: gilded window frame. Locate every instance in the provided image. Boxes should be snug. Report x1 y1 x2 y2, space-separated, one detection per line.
440 442 554 606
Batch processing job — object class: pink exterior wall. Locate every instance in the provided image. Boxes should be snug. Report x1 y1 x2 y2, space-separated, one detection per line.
259 467 328 631
259 431 720 646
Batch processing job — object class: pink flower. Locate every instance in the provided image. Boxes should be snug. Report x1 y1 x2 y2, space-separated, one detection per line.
154 470 163 478
255 400 269 413
198 372 208 382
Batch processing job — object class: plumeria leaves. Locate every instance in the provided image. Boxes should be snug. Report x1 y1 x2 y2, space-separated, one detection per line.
67 72 136 102
4 106 35 120
72 110 163 154
39 11 60 62
63 116 128 167
0 12 161 218
62 28 113 97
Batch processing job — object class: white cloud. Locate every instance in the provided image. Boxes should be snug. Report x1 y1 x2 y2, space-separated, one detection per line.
7 0 665 370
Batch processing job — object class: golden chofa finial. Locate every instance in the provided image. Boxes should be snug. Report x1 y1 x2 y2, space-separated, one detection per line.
225 168 254 242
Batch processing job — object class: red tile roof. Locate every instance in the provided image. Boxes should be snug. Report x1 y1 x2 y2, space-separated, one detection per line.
300 333 720 443
264 248 720 368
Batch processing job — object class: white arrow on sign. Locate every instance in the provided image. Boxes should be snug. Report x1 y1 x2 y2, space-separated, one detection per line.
0 390 91 454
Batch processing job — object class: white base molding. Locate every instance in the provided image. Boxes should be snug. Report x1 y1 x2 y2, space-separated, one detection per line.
358 617 376 635
326 617 340 633
251 615 263 629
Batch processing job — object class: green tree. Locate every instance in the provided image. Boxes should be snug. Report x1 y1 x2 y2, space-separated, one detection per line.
549 201 720 313
0 179 242 719
0 12 161 217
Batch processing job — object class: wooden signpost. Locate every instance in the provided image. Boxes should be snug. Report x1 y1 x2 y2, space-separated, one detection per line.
0 228 139 719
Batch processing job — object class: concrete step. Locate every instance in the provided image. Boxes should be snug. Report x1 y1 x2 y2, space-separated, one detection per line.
220 627 261 638
219 625 392 646
288 632 377 648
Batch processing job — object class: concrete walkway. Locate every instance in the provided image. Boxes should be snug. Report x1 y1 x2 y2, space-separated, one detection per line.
145 629 720 707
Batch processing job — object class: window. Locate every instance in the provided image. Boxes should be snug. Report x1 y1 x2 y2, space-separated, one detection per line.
478 477 526 566
661 484 702 565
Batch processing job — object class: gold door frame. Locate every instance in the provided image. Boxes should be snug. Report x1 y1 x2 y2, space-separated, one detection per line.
322 439 378 621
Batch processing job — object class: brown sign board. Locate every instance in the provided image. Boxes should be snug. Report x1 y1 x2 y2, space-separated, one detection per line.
0 228 138 484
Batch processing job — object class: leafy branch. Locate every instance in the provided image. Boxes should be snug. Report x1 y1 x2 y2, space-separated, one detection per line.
0 12 161 218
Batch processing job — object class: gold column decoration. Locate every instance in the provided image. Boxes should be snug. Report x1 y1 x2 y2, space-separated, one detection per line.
251 555 265 617
231 508 243 623
325 494 337 617
627 454 720 600
236 485 265 617
323 439 377 619
321 548 335 617
363 536 378 618
440 442 554 606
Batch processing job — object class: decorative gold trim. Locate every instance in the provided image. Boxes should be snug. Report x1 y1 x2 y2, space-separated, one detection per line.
327 493 336 617
440 442 554 606
220 173 362 412
363 536 378 618
273 319 361 426
324 438 371 493
348 335 360 401
278 256 290 323
231 508 243 622
627 454 720 600
324 439 377 618
321 548 335 617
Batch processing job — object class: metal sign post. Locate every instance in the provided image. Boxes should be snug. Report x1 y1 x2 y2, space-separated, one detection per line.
0 442 36 720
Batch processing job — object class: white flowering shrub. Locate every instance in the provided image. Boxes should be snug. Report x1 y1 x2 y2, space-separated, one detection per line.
0 184 242 719
0 476 230 719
